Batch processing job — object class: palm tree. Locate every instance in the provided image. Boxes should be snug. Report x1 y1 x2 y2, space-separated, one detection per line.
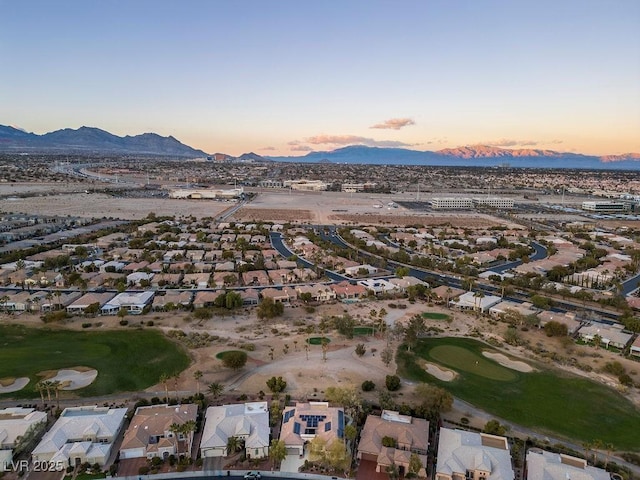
193 370 203 396
182 420 197 457
226 436 241 456
207 382 223 400
50 380 62 409
159 374 170 403
169 423 182 455
45 292 54 311
35 381 46 406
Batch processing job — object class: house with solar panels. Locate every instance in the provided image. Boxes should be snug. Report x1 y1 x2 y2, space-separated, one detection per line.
279 402 345 456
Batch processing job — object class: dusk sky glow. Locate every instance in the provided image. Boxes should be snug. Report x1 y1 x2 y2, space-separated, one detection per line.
2 0 639 156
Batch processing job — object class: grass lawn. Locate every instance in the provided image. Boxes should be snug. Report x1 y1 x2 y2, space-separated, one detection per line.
397 337 640 450
0 324 190 399
353 326 375 336
215 350 245 359
421 312 450 321
307 337 331 345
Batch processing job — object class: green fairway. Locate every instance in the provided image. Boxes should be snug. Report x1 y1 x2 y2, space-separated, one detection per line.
307 336 331 345
421 312 450 321
0 324 190 399
353 327 375 336
397 337 640 450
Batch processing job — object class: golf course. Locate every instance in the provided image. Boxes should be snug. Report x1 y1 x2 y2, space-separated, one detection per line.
397 336 640 450
0 324 190 398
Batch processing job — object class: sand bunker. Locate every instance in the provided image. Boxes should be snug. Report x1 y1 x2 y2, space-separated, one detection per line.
483 352 533 373
46 368 98 390
423 362 457 381
0 377 30 393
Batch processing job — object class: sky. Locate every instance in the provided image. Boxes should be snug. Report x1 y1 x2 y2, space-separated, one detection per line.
1 0 639 156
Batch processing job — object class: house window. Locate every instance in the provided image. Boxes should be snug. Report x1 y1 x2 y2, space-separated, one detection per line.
255 449 259 456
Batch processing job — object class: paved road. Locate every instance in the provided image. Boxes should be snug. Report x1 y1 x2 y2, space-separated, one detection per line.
622 271 640 296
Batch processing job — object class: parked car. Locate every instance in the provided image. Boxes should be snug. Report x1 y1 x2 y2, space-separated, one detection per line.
244 473 261 480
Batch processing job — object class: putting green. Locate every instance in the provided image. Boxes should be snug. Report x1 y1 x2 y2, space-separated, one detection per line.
215 350 245 360
430 345 516 381
353 327 375 336
307 337 331 345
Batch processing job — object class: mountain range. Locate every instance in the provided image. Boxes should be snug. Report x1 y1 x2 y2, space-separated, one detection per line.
269 145 640 170
2 125 639 169
0 125 207 157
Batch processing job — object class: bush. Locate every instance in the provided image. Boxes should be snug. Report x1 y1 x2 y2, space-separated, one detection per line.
138 466 150 475
82 322 92 328
361 380 375 392
385 374 401 391
119 319 129 326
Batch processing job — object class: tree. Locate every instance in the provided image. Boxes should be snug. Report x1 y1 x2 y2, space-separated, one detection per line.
257 297 284 319
193 370 203 395
325 438 350 472
381 345 394 367
544 321 568 337
159 374 170 403
222 351 247 370
193 307 213 321
404 315 425 352
334 314 355 338
361 380 375 392
226 436 241 456
169 423 183 455
409 452 424 478
266 376 287 393
483 419 507 435
269 439 287 469
414 384 453 419
385 375 401 391
182 420 196 455
208 382 224 399
355 343 366 357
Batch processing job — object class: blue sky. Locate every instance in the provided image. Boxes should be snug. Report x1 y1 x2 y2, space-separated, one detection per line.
1 0 639 155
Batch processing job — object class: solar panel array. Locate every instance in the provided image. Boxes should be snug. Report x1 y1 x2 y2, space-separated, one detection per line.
337 410 345 438
283 409 296 423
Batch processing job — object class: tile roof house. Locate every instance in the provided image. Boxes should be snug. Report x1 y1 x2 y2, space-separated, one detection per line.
119 404 198 460
279 402 345 457
357 410 428 477
32 406 127 467
0 408 48 471
435 428 514 480
526 449 610 480
100 291 154 315
200 402 269 459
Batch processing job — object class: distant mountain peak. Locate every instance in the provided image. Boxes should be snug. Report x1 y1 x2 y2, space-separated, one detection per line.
0 124 207 157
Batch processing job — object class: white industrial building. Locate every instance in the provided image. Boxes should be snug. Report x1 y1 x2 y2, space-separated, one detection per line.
581 201 630 213
283 179 328 191
431 197 473 209
168 187 243 199
473 197 514 209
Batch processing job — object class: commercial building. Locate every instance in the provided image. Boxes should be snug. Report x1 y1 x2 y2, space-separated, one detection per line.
168 187 244 199
431 197 473 209
581 201 630 213
283 179 328 191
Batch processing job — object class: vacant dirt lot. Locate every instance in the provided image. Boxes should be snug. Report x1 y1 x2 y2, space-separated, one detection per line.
2 192 232 220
